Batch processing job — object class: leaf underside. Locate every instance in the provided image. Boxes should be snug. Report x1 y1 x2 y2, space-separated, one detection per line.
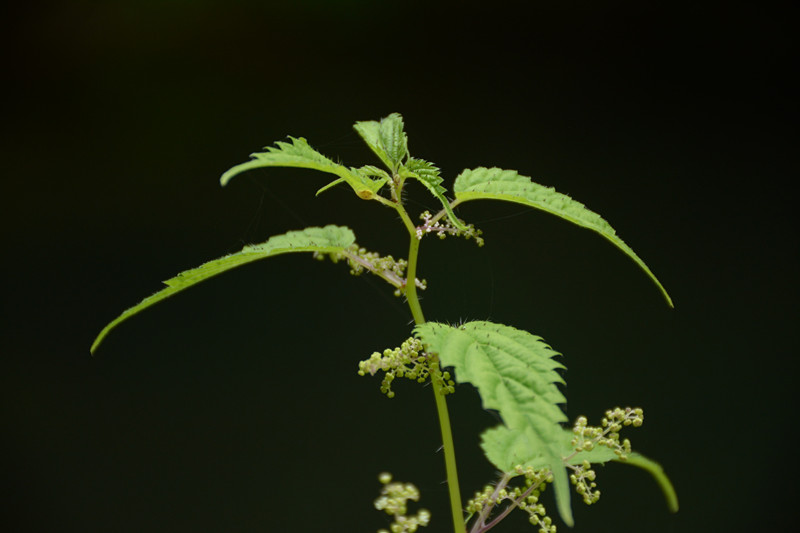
414 320 575 526
91 225 356 354
453 167 673 307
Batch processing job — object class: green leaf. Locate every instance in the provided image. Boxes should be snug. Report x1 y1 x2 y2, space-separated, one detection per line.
220 136 385 200
414 320 574 526
353 113 408 172
453 167 673 307
379 113 409 169
400 158 467 231
352 119 386 166
358 165 392 181
480 425 552 472
91 225 356 354
314 177 346 196
623 453 679 512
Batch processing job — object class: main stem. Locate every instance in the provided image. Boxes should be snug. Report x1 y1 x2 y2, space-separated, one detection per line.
395 200 466 533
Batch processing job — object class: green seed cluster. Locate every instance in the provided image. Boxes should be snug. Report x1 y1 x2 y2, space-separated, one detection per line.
465 484 495 517
568 407 644 505
571 407 643 459
466 467 556 533
357 338 454 398
513 466 557 533
415 211 484 246
314 245 427 297
345 245 409 280
374 472 431 533
568 459 600 505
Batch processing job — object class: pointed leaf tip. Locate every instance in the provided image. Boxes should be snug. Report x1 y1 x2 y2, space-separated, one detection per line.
90 225 356 354
453 167 673 307
219 136 386 201
354 113 408 172
624 453 680 513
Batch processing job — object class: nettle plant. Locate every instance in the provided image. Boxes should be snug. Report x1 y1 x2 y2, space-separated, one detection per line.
92 113 678 533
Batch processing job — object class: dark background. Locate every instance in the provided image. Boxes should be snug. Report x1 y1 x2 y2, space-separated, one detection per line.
3 1 796 532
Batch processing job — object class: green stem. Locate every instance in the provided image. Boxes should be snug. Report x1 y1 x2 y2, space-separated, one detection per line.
395 200 466 533
431 375 466 533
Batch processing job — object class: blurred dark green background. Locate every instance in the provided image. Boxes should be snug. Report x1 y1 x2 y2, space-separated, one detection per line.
2 1 796 532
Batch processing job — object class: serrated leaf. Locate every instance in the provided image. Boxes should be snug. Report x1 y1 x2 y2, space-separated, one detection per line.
414 320 574 526
220 136 384 200
91 225 356 354
353 113 408 172
379 113 408 168
401 158 467 231
453 167 673 307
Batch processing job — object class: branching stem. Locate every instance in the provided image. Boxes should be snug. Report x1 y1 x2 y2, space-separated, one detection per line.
482 474 546 533
429 198 464 227
392 184 466 533
470 474 509 533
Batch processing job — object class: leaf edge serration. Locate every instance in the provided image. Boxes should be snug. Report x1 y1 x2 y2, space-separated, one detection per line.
453 166 673 307
91 225 356 354
414 320 575 526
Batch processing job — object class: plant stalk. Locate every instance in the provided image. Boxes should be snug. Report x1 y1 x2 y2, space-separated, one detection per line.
395 199 466 533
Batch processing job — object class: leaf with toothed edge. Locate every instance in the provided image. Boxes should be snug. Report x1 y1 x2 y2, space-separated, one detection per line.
414 320 575 526
353 113 409 172
453 166 673 307
91 225 356 354
400 157 467 231
220 136 385 200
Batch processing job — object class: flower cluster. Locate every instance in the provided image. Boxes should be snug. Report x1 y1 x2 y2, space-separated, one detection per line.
374 472 431 533
357 338 454 398
568 407 644 505
466 467 556 533
415 211 484 246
